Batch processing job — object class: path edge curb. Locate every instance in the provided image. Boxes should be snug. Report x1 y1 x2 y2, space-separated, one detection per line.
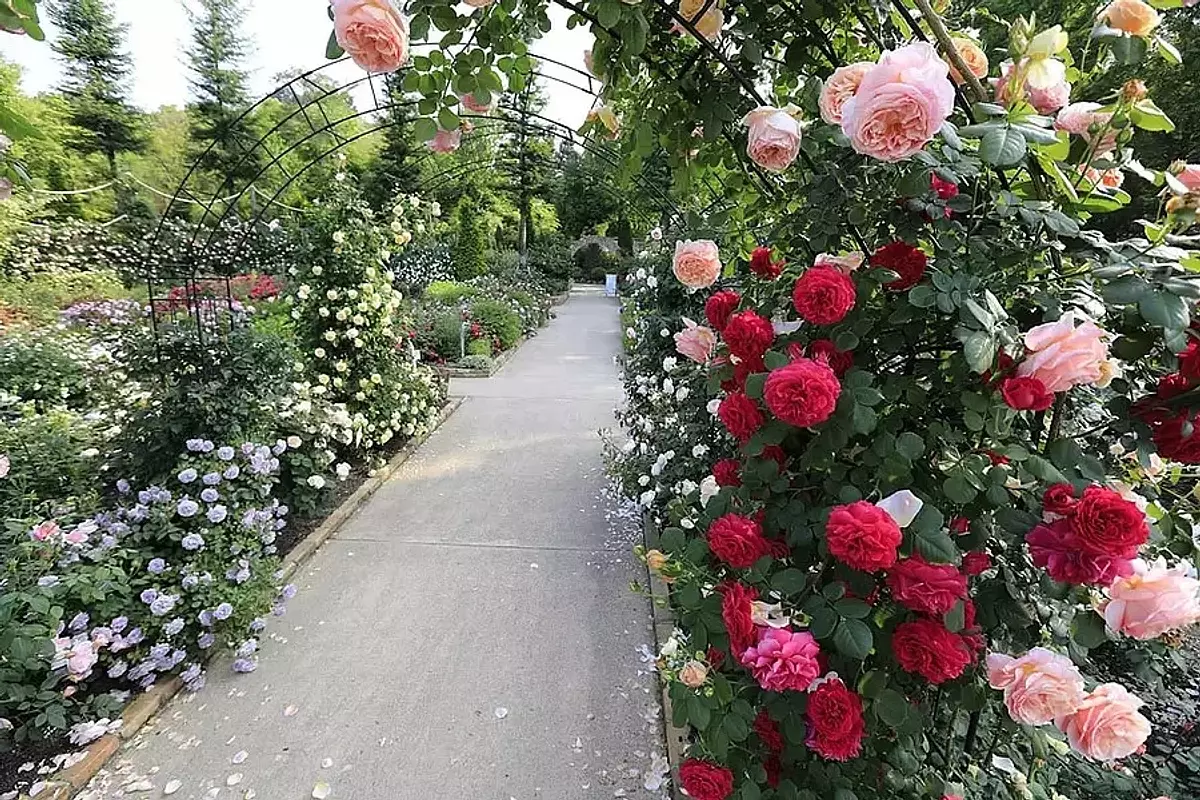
21 397 465 800
644 512 688 800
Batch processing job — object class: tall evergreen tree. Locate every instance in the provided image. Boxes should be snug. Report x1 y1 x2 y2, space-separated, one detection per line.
364 72 420 211
184 0 262 187
498 79 553 256
48 0 144 177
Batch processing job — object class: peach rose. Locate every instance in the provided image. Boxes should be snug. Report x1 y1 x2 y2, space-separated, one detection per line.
587 106 621 140
818 62 872 125
673 240 722 289
741 106 802 173
946 37 989 85
994 60 1071 114
1101 557 1200 640
814 251 864 273
331 0 409 74
679 660 709 687
459 93 495 114
677 0 724 40
464 0 498 7
675 318 717 364
1056 683 1150 761
986 647 1086 726
1016 312 1110 394
1102 0 1161 37
428 128 462 154
839 42 956 162
1175 164 1200 192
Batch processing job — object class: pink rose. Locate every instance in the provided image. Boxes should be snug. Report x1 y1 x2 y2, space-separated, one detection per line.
331 0 409 74
0 453 9 479
1175 164 1200 192
54 637 99 682
839 43 955 162
675 318 717 364
986 647 1086 726
1016 312 1109 393
819 62 872 125
742 106 802 173
673 240 722 289
994 60 1071 114
813 251 864 273
1101 557 1200 640
459 93 495 114
1055 102 1117 155
740 627 822 693
31 520 60 542
1056 683 1150 761
429 128 462 154
464 0 498 7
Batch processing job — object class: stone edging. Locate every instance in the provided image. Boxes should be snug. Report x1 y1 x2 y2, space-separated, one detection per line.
643 513 689 800
23 398 465 800
435 335 527 378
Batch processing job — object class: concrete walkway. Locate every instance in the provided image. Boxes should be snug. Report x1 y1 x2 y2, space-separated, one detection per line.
83 289 667 800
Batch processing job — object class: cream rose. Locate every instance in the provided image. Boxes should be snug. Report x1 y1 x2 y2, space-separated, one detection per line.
1102 0 1161 37
946 37 989 85
1056 683 1150 761
986 648 1086 726
814 251 865 273
673 240 722 289
741 106 802 172
679 660 709 688
818 62 872 125
331 0 409 74
1101 558 1200 640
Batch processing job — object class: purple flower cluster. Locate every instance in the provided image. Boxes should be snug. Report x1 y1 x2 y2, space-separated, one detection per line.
60 298 146 330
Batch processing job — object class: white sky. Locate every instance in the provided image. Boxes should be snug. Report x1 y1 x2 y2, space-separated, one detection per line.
1 0 598 128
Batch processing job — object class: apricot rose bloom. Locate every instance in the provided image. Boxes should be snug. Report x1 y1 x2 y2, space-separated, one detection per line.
1102 0 1161 37
673 240 722 289
818 62 872 125
1056 683 1151 761
1016 312 1110 394
986 647 1086 726
946 37 988 85
675 318 717 364
1101 558 1200 640
677 0 724 40
331 0 409 74
742 106 802 172
839 43 955 162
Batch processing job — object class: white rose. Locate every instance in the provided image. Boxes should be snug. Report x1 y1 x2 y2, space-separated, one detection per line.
307 475 327 489
287 436 302 449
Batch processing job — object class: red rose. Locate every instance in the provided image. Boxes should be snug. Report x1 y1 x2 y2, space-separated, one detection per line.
705 290 741 332
708 513 770 568
792 266 857 325
760 445 787 471
870 241 927 291
718 581 759 655
750 246 783 280
985 450 1010 466
950 516 971 534
825 501 903 572
718 392 763 443
1179 338 1200 381
753 710 783 753
892 618 974 684
679 759 735 800
1000 376 1054 411
1072 485 1149 559
886 556 968 615
1026 519 1135 585
1042 483 1078 516
805 677 866 761
723 310 774 363
962 550 991 577
763 358 841 428
706 646 727 668
712 458 742 487
981 351 1016 386
931 173 959 200
764 755 782 788
1152 411 1200 463
806 339 854 376
1158 372 1192 399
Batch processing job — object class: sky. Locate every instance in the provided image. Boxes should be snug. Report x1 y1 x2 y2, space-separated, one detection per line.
2 0 599 128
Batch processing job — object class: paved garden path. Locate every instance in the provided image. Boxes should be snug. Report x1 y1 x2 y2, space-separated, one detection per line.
83 288 669 800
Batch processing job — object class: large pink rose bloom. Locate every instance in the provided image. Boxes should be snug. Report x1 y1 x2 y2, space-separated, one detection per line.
675 318 717 364
428 128 462 154
994 60 1071 114
839 43 955 162
1016 312 1110 393
819 62 872 125
673 240 722 289
1056 683 1150 761
986 648 1086 726
331 0 409 74
742 107 802 173
1101 558 1200 640
1055 102 1117 155
740 627 821 692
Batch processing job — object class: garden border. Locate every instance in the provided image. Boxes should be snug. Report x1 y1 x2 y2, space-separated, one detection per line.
435 335 527 378
21 397 465 800
644 512 689 800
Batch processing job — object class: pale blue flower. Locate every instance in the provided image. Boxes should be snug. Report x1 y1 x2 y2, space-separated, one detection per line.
177 498 199 518
185 438 205 452
182 533 204 551
164 618 185 636
149 594 176 616
231 658 257 673
147 558 166 574
213 602 234 620
140 588 158 604
207 505 228 524
197 632 215 649
223 465 240 480
177 468 198 484
216 446 235 461
110 616 128 632
69 612 89 631
202 472 221 486
200 488 219 503
236 639 258 657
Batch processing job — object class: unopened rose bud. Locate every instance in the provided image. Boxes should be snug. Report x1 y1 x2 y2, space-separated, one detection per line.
679 660 708 688
646 549 668 573
1121 79 1147 103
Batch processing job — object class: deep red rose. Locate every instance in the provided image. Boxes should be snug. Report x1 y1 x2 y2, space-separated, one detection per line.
886 555 968 615
763 358 841 428
723 310 774 363
892 618 974 684
806 339 854 376
1158 372 1192 399
750 246 784 280
718 581 759 655
805 677 866 761
985 449 1010 466
1152 411 1200 463
680 759 735 800
981 351 1016 386
1026 519 1136 585
753 711 783 753
1000 376 1054 411
871 241 928 291
708 513 771 568
718 392 763 443
1179 338 1200 382
760 445 787 471
962 550 991 577
705 290 741 332
713 458 743 487
950 516 971 535
1072 485 1149 559
764 755 782 788
931 173 959 200
1042 483 1078 516
825 501 903 572
792 266 857 325
707 646 727 669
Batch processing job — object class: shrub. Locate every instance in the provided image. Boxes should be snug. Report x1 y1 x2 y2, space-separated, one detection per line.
573 243 620 284
451 196 487 280
431 311 465 361
0 408 111 518
0 270 134 326
392 241 453 292
0 330 122 413
487 249 522 278
466 337 492 357
470 298 522 350
425 280 477 305
457 354 493 371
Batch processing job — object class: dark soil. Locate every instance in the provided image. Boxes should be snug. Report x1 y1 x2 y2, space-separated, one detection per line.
1 735 71 796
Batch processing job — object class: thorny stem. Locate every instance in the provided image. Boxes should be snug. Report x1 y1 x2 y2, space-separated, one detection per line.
909 0 988 105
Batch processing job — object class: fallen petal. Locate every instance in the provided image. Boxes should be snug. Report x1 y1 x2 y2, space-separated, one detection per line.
232 750 248 765
494 708 508 719
227 773 243 787
312 781 332 799
163 779 182 795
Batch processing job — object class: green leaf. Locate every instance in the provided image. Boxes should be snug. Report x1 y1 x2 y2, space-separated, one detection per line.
1155 36 1182 65
764 350 789 370
979 126 1027 167
1130 98 1175 132
897 165 932 197
1110 34 1148 66
907 284 938 309
0 103 39 139
1043 210 1080 236
896 432 925 461
833 618 874 659
943 474 978 504
744 373 767 400
874 689 911 726
1139 291 1189 329
852 403 878 435
809 606 838 639
690 698 712 730
944 600 966 633
962 332 996 373
437 107 460 132
916 529 959 563
772 568 808 594
1072 611 1109 648
836 598 872 619
325 29 345 59
413 117 438 142
1026 454 1068 484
